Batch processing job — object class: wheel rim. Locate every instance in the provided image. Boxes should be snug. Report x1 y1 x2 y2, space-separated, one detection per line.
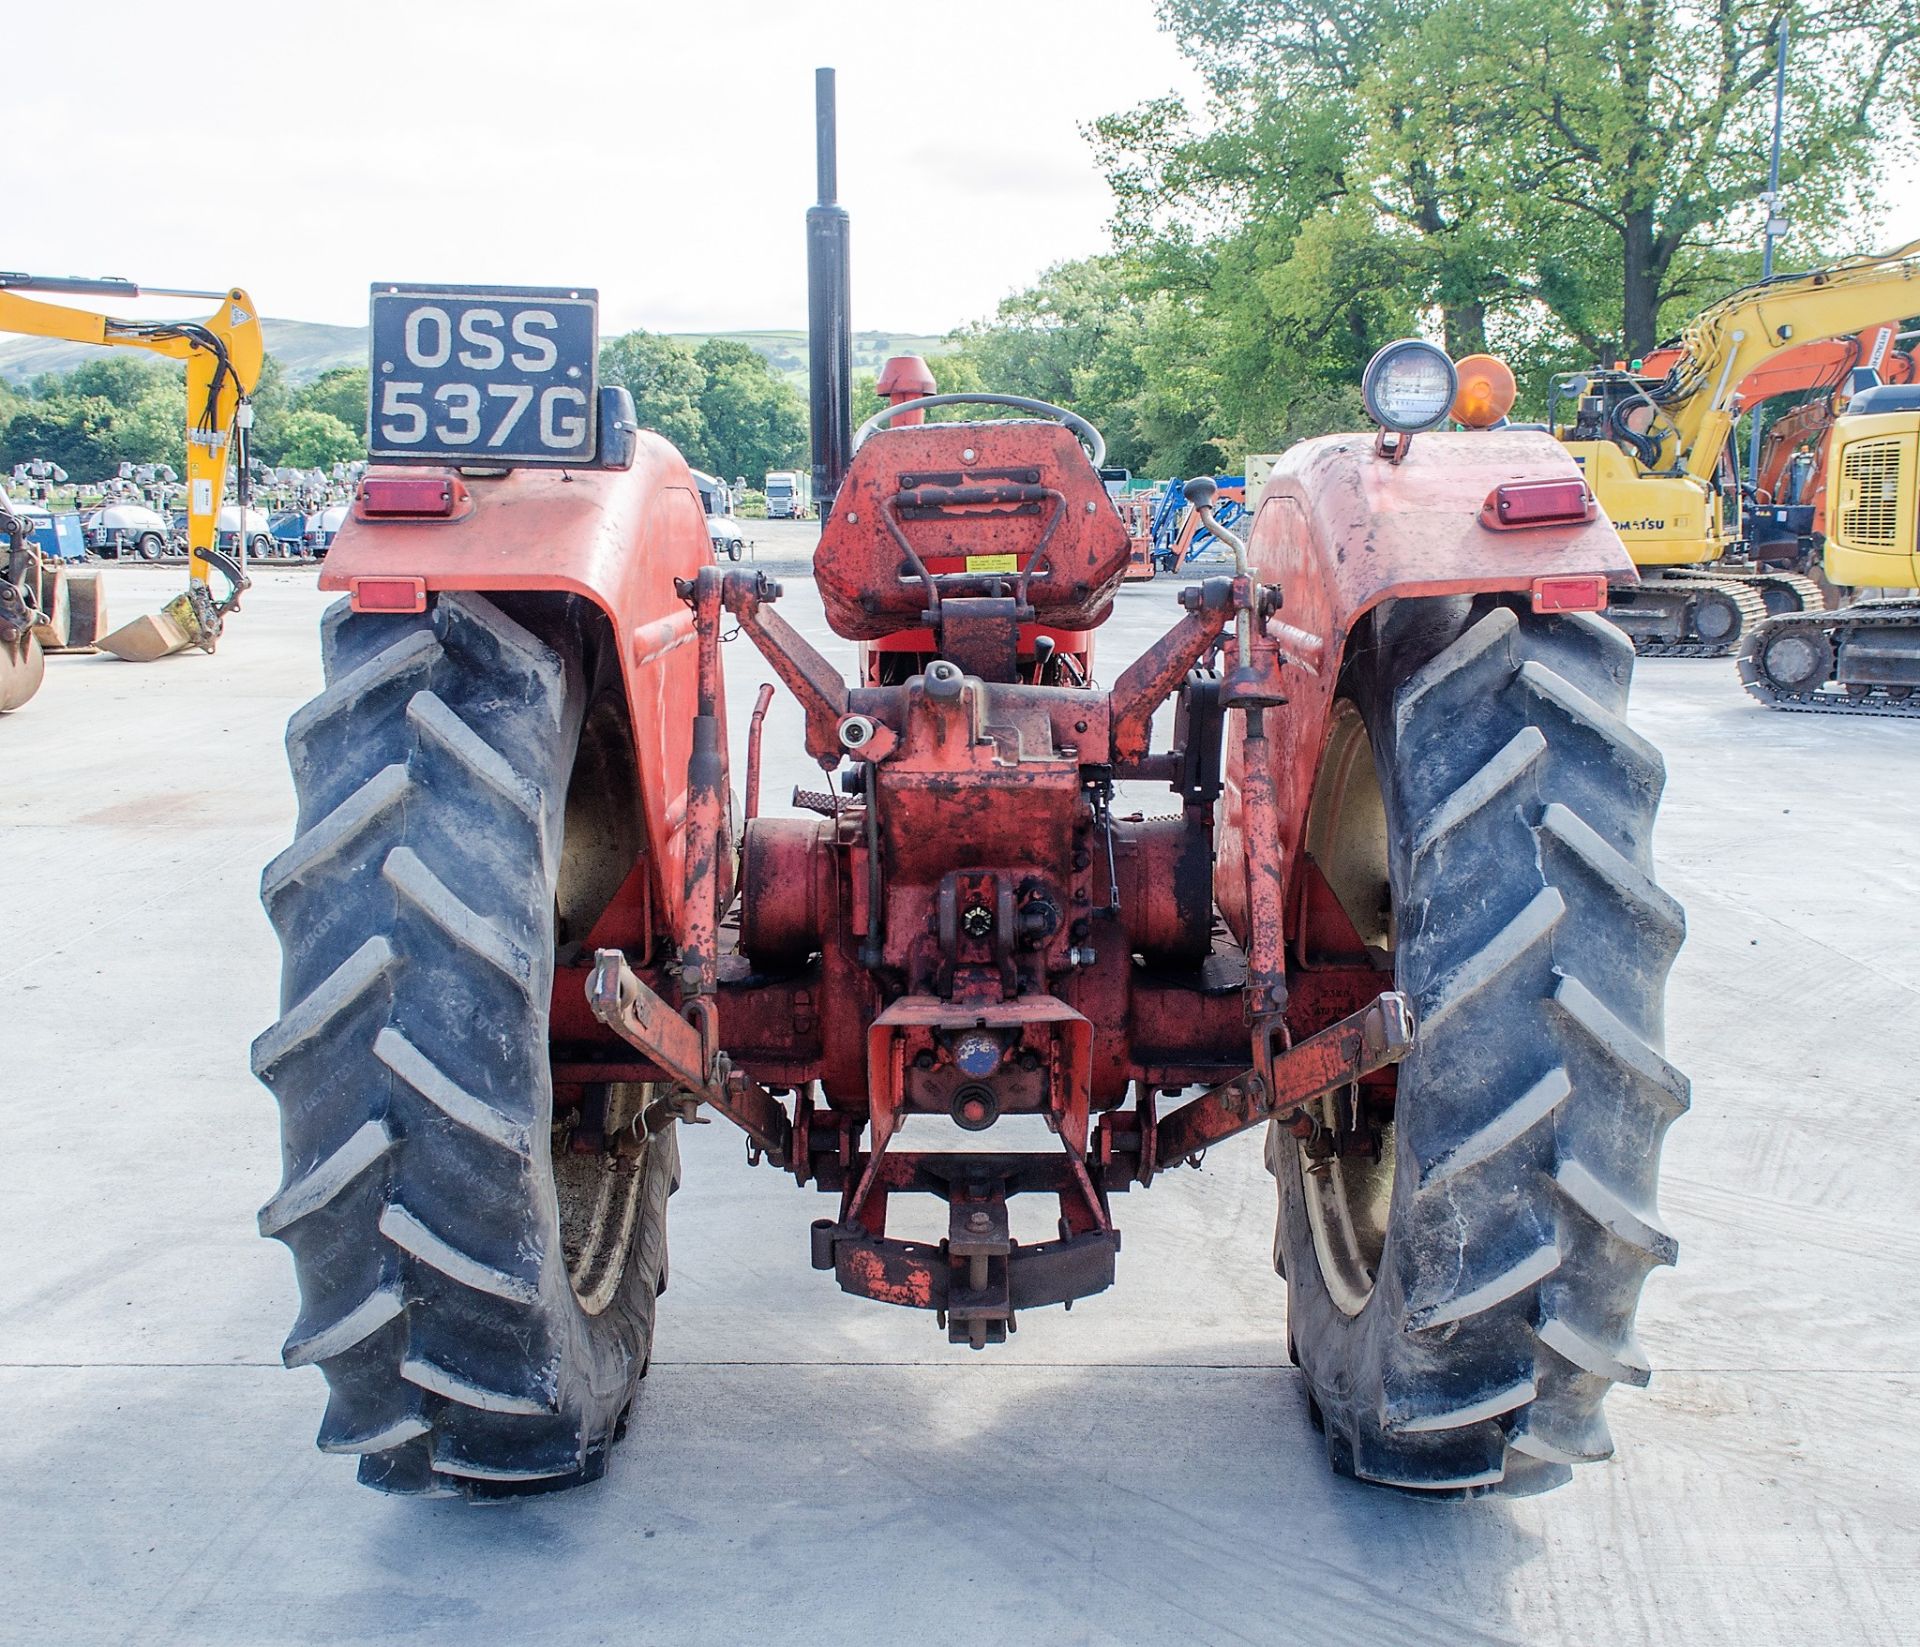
551 691 656 1316
555 1093 655 1315
1762 629 1827 692
1694 592 1739 642
1295 702 1396 1316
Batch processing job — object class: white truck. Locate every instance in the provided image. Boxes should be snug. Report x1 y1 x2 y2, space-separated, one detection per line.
764 469 809 520
690 469 749 560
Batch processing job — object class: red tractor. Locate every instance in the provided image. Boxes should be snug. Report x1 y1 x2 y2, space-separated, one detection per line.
255 73 1686 1500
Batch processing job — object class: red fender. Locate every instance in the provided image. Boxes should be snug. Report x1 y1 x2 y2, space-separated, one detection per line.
1216 428 1637 941
318 434 713 944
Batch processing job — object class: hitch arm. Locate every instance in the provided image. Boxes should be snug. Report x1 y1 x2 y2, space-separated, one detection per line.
1152 992 1415 1164
719 571 849 763
1108 576 1236 766
586 949 794 1164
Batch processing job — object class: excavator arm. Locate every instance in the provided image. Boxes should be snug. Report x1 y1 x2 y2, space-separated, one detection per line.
0 276 264 586
1644 240 1920 487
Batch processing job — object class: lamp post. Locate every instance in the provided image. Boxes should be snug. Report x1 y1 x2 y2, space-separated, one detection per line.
1747 21 1791 486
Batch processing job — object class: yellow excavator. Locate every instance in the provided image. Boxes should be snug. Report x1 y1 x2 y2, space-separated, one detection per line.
1551 237 1920 655
0 274 263 712
1737 378 1920 715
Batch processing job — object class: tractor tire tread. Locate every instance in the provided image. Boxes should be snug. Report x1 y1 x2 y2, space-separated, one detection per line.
1279 599 1687 1495
255 592 673 1498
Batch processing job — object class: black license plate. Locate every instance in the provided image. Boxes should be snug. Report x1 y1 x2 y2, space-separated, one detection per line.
368 284 598 465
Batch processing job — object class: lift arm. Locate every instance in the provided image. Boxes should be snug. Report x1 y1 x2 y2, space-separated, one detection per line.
0 276 264 584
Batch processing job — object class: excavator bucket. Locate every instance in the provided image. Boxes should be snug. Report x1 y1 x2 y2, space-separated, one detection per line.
28 562 108 653
96 603 196 662
28 563 71 648
96 551 244 661
0 631 43 711
59 569 106 651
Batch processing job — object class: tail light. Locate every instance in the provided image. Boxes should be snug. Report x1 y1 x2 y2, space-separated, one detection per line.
350 575 428 614
1530 574 1610 613
359 473 467 517
1482 478 1596 529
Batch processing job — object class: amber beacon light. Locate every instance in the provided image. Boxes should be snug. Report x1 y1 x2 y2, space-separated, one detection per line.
1451 354 1518 428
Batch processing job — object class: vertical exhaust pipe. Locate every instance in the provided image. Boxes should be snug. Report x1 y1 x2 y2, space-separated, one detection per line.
807 66 853 510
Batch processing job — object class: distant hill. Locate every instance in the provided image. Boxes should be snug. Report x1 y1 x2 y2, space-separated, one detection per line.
0 317 366 386
0 320 948 389
670 330 952 386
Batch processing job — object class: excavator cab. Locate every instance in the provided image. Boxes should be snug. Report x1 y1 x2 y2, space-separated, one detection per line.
1824 382 1920 592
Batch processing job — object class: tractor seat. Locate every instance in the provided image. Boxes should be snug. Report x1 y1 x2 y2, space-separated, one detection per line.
814 419 1132 644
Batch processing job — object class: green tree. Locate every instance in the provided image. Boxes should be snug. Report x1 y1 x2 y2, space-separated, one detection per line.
598 331 705 453
0 381 26 451
274 408 363 469
114 390 187 471
937 258 1178 468
1097 0 1920 391
58 354 183 405
294 366 370 436
245 355 295 463
1 396 123 476
1464 0 1920 354
691 339 806 479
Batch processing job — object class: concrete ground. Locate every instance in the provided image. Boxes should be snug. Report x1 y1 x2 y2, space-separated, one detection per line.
4 556 1917 1646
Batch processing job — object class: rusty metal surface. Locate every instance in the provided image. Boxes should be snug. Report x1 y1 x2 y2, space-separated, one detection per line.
814 421 1132 641
586 949 709 1093
1216 429 1640 960
587 948 794 1164
1108 577 1236 765
724 572 851 762
332 417 1638 1351
1152 991 1415 1164
680 568 729 998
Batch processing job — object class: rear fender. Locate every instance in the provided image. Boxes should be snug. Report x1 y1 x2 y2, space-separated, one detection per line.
1217 429 1636 942
319 435 713 942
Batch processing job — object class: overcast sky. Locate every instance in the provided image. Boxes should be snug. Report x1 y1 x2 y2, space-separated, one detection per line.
8 0 1206 336
9 2 1917 341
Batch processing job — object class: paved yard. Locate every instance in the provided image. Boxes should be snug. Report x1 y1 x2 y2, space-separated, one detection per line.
3 564 1915 1645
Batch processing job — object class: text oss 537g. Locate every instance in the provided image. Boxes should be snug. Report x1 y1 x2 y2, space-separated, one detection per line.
367 285 599 465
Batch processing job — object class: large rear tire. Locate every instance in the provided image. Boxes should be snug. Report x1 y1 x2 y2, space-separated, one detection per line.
254 592 675 1498
1275 600 1687 1494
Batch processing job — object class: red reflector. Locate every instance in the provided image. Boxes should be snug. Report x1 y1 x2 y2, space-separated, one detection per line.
1531 574 1610 613
360 474 464 516
1482 478 1596 530
350 575 428 614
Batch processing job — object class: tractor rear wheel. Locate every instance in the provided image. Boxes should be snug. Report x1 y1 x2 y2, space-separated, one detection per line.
1274 599 1687 1493
254 591 675 1497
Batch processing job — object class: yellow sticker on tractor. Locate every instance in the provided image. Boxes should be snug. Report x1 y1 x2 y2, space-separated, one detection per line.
965 554 1019 573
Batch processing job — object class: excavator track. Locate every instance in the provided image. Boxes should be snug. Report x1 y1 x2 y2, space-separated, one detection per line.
1711 566 1827 618
1614 574 1771 658
1738 599 1920 717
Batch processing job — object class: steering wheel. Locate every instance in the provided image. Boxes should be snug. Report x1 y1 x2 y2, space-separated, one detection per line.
853 393 1107 469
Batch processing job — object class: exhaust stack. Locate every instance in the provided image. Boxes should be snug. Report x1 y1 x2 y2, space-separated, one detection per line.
807 67 853 510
